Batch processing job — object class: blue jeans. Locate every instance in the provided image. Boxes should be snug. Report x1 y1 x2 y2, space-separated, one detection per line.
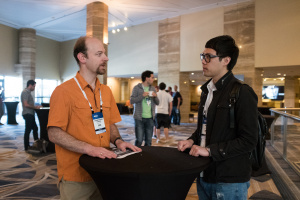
23 114 39 150
134 118 154 147
171 106 181 125
197 177 249 200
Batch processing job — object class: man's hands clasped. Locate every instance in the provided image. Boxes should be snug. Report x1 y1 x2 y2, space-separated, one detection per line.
177 139 209 157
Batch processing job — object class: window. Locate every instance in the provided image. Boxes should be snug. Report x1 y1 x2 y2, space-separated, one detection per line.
35 79 60 104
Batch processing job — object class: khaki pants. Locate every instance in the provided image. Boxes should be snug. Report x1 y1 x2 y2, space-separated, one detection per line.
59 177 103 200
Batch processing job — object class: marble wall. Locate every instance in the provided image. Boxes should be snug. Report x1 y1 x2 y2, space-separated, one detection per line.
86 2 108 85
284 76 299 108
224 1 263 106
19 28 36 89
158 16 190 122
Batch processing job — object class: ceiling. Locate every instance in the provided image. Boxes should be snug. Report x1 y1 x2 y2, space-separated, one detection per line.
0 0 250 42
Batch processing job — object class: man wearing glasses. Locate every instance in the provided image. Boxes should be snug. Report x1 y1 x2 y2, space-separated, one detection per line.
178 35 258 199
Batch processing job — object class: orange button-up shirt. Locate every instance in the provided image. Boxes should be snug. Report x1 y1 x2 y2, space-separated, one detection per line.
47 72 121 182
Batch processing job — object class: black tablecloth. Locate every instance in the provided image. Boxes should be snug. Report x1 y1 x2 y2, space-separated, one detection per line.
34 108 55 152
3 101 19 124
80 146 211 200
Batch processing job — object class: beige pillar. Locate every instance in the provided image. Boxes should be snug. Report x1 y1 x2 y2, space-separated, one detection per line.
224 1 263 106
158 17 190 123
19 28 36 89
284 76 299 108
86 1 108 85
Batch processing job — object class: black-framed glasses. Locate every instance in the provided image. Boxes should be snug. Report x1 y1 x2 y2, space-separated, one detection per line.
200 53 220 63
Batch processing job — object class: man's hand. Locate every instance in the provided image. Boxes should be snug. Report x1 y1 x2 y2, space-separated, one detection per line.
143 92 149 97
189 145 209 157
115 140 142 152
87 146 118 159
177 139 194 152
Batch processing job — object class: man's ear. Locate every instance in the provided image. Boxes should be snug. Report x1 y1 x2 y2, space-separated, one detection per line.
77 52 87 64
222 56 231 66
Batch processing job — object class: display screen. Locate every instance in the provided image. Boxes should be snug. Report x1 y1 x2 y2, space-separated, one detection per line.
262 85 284 100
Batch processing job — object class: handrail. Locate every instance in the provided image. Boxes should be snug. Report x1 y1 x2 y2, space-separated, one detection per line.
269 107 300 177
270 108 300 121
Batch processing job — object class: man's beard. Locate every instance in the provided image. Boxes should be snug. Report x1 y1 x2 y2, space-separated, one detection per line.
97 65 106 75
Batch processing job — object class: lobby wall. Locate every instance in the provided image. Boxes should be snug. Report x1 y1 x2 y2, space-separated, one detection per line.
0 24 19 76
255 0 300 68
107 21 159 77
60 39 77 82
36 36 61 80
180 7 224 72
0 24 61 80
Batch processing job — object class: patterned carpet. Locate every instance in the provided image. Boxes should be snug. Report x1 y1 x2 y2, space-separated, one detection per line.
0 114 298 199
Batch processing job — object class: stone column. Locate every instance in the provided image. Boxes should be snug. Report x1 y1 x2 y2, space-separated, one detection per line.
224 1 263 106
284 76 299 108
158 17 190 123
86 2 108 85
19 28 36 89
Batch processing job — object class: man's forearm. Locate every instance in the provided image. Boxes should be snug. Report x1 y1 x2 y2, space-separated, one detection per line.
48 126 93 155
110 124 122 145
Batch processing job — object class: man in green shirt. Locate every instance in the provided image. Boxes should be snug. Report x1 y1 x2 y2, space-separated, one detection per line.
130 70 159 147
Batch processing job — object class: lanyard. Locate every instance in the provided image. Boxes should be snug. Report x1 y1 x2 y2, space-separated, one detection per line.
74 77 103 113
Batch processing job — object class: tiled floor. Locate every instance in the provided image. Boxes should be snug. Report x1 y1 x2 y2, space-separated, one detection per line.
0 114 298 199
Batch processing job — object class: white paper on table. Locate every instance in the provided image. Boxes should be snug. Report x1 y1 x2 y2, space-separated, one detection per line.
112 148 140 159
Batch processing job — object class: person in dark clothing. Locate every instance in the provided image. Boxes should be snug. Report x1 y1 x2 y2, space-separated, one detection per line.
178 35 258 200
171 85 182 125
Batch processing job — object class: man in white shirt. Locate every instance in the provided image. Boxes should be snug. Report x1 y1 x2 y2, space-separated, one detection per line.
155 82 173 143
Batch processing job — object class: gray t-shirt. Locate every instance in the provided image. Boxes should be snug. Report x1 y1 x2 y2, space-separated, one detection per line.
21 89 34 115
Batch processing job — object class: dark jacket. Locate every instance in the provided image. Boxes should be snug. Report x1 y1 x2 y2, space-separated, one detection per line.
188 71 258 183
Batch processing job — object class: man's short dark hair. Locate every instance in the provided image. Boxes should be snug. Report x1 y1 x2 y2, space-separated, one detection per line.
27 80 36 87
159 82 166 90
205 35 239 71
73 36 88 65
141 70 153 82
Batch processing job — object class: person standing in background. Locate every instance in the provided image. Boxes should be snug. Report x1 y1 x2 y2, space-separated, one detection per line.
171 85 182 125
167 86 173 96
152 86 159 139
130 70 159 147
21 80 42 151
155 82 173 143
0 86 4 125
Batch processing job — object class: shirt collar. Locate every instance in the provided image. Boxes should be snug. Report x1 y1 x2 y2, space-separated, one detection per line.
207 79 217 93
75 71 101 90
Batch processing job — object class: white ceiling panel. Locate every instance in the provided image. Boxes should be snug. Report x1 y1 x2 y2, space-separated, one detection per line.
0 0 251 41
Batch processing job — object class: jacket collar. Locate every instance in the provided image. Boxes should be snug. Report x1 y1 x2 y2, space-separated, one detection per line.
201 71 234 93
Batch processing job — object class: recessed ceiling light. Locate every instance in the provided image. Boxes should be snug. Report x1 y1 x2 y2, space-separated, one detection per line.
261 74 263 76
191 73 194 75
283 74 286 76
112 29 116 34
277 73 281 75
192 80 195 82
117 29 120 32
130 77 134 79
124 27 128 31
